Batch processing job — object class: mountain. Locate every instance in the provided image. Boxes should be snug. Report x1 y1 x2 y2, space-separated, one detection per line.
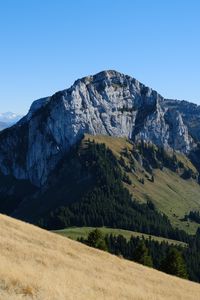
2 70 200 284
0 111 23 123
0 112 23 130
0 121 9 131
1 213 200 300
1 70 200 232
0 70 200 187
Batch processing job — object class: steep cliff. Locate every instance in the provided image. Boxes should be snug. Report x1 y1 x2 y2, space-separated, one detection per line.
0 70 199 186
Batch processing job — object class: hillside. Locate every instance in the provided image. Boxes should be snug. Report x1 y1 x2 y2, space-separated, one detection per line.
0 214 200 300
85 134 200 234
6 136 190 242
55 226 187 246
1 133 199 235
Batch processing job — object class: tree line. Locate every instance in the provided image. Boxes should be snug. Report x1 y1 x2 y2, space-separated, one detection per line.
38 142 190 243
78 228 200 282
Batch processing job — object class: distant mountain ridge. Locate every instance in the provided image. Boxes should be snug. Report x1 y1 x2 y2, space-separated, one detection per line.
0 70 200 186
0 112 23 130
0 111 23 123
0 122 8 131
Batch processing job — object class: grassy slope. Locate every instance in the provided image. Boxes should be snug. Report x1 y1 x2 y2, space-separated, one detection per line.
54 226 186 246
85 134 200 234
1 214 200 300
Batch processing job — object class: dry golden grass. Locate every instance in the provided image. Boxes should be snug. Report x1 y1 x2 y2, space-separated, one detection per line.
0 214 200 299
84 134 133 158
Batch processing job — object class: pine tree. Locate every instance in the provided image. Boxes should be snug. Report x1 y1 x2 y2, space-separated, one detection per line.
161 248 188 279
133 240 153 267
87 228 107 251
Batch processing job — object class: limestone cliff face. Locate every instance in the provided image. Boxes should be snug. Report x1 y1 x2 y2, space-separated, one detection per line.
0 70 198 186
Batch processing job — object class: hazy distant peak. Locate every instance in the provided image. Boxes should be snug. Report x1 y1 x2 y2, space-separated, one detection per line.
0 111 23 123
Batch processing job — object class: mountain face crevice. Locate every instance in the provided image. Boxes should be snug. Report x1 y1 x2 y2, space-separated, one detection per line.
0 70 199 186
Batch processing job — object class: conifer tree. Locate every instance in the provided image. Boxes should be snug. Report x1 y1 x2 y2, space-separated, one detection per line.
133 240 153 267
87 228 107 251
161 248 188 279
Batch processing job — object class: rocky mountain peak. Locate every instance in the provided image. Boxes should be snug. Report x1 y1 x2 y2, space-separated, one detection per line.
0 70 199 186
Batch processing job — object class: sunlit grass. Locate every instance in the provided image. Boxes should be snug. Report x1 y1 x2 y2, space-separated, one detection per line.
1 214 200 300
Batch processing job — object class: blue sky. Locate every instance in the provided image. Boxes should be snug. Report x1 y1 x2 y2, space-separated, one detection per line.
0 0 200 114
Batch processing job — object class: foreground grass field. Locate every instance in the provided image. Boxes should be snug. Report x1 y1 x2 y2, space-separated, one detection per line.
0 214 200 300
55 226 187 246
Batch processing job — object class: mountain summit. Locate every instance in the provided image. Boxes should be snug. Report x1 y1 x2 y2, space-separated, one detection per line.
0 70 199 186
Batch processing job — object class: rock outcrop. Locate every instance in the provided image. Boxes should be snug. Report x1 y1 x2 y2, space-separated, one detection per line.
0 70 199 186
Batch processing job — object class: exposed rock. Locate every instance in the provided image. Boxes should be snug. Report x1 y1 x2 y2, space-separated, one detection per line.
0 70 199 186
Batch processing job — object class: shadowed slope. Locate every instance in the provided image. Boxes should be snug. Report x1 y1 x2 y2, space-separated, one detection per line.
0 214 200 300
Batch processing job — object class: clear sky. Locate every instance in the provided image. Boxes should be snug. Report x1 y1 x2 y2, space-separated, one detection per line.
0 0 200 114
